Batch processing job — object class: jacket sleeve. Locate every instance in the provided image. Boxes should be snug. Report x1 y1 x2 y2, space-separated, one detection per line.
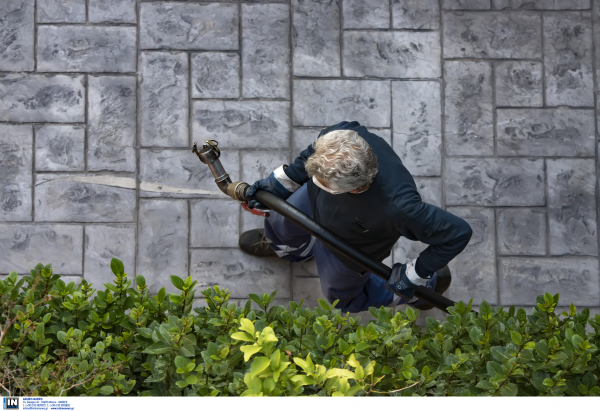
397 201 473 278
283 121 359 185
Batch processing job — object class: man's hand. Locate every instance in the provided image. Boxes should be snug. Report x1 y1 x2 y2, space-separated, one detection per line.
246 170 294 210
385 259 429 299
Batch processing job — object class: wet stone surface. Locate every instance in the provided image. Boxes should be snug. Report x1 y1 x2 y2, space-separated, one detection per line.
492 0 590 10
84 225 136 287
89 0 137 23
497 209 547 256
443 0 491 9
37 0 85 23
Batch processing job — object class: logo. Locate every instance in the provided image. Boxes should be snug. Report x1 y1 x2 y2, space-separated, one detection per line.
3 398 19 410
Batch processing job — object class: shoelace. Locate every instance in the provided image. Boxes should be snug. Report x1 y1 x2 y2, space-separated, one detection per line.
251 237 271 251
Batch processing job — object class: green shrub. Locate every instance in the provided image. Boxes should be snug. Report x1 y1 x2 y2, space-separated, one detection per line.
1 259 599 396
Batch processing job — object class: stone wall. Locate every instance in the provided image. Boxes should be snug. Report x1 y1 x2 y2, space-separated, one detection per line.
1 0 599 319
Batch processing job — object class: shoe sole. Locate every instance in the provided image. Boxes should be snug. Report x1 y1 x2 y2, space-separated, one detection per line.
415 265 452 311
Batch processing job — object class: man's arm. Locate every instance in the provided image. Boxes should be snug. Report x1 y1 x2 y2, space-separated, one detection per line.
283 121 360 185
398 202 473 278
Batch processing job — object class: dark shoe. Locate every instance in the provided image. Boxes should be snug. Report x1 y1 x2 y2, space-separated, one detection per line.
239 229 277 257
412 265 452 311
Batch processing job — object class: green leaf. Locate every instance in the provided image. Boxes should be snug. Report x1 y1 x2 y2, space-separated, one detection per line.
403 354 414 368
170 276 185 291
99 386 114 395
510 331 523 346
231 332 254 342
325 369 356 380
480 301 492 319
318 299 331 310
291 375 316 387
405 306 416 321
136 275 146 288
175 380 188 388
240 318 255 336
157 287 166 303
186 375 198 385
110 258 124 276
355 365 364 380
524 341 535 350
249 357 271 378
174 356 191 369
143 341 172 355
355 342 369 352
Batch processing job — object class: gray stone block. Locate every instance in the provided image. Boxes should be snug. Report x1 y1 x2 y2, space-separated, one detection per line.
499 257 599 306
138 199 189 294
497 209 546 256
293 80 390 127
140 148 240 198
38 0 86 23
0 224 82 274
293 128 320 155
544 12 594 107
343 0 389 29
374 129 392 147
443 12 542 58
595 2 600 91
0 0 34 71
35 174 136 222
140 2 239 50
493 0 590 10
84 225 136 288
241 150 291 233
446 207 497 305
191 199 239 248
89 0 136 23
392 81 441 177
242 4 290 98
190 249 292 299
140 149 240 198
191 53 240 98
495 61 543 107
0 74 85 122
37 26 136 73
443 0 491 8
547 159 598 256
496 108 595 156
140 52 189 147
443 61 493 155
193 101 290 149
293 0 340 77
343 31 441 78
88 76 137 172
392 0 440 29
35 125 85 172
292 276 327 309
0 125 32 222
445 158 545 206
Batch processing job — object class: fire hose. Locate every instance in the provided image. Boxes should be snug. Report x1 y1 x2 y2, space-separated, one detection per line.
193 140 458 313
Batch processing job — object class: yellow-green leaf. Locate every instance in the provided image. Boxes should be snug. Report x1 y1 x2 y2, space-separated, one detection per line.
270 350 280 370
262 377 275 394
240 318 255 336
244 373 262 392
355 365 364 380
291 375 316 387
231 332 254 342
240 345 262 362
249 357 271 378
293 357 308 372
347 354 360 368
325 368 356 380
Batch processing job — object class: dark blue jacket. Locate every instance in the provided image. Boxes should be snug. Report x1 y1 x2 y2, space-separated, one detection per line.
284 121 472 277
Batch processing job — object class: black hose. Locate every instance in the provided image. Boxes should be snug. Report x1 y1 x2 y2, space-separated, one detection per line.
254 190 458 313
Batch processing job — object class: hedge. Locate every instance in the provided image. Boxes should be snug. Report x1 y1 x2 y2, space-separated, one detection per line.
0 259 599 396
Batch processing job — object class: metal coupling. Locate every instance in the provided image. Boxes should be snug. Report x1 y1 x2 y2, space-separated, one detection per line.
226 181 250 202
